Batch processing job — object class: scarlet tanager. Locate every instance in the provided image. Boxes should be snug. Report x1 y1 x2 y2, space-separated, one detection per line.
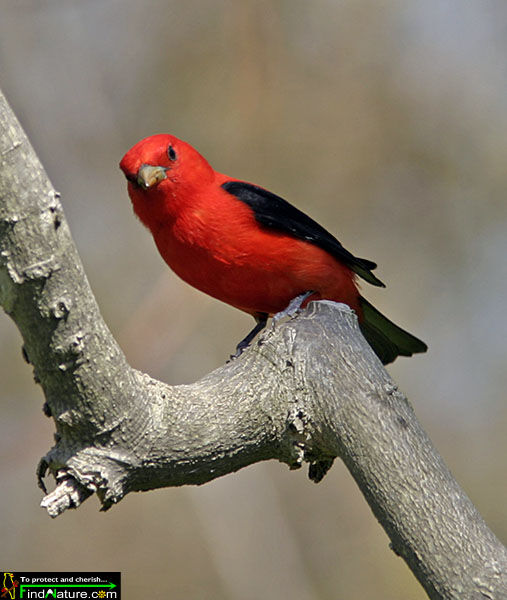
120 134 427 364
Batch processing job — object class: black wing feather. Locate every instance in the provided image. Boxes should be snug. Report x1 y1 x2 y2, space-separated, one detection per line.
222 181 385 287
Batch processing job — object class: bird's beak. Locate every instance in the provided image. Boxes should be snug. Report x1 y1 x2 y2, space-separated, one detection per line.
136 164 168 189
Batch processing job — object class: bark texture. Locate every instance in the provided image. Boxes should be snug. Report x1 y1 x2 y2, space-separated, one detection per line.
0 88 505 599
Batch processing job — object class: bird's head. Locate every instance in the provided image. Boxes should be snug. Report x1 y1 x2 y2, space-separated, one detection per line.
120 134 214 227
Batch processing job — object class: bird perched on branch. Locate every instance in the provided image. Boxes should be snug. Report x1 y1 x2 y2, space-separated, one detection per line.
120 134 427 364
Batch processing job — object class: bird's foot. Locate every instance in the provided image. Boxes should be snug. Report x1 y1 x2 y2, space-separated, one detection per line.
229 317 268 360
272 291 315 327
228 293 313 361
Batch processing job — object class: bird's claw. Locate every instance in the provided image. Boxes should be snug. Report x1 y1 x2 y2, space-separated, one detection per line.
272 291 315 327
229 292 313 360
229 317 268 360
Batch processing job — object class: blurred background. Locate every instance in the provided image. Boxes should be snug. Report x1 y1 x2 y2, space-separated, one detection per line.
1 1 506 598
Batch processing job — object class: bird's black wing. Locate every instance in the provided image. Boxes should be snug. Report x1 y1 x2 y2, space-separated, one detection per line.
222 180 385 287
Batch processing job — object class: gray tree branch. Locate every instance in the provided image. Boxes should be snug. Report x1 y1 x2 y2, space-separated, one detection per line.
0 88 505 600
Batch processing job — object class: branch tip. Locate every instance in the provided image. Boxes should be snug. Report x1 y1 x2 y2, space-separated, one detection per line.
40 476 92 518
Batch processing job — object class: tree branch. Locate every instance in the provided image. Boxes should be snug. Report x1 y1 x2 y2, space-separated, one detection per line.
0 88 505 599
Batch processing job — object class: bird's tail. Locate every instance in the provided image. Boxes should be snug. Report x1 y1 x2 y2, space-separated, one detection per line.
358 296 427 365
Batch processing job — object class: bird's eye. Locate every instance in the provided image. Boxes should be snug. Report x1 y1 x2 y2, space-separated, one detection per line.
167 145 177 161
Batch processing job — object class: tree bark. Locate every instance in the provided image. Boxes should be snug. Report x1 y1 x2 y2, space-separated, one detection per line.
0 88 505 599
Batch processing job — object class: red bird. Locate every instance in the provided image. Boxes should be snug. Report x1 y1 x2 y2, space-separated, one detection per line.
120 134 427 364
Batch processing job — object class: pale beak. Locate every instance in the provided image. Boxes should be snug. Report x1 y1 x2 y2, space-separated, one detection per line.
136 164 168 189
